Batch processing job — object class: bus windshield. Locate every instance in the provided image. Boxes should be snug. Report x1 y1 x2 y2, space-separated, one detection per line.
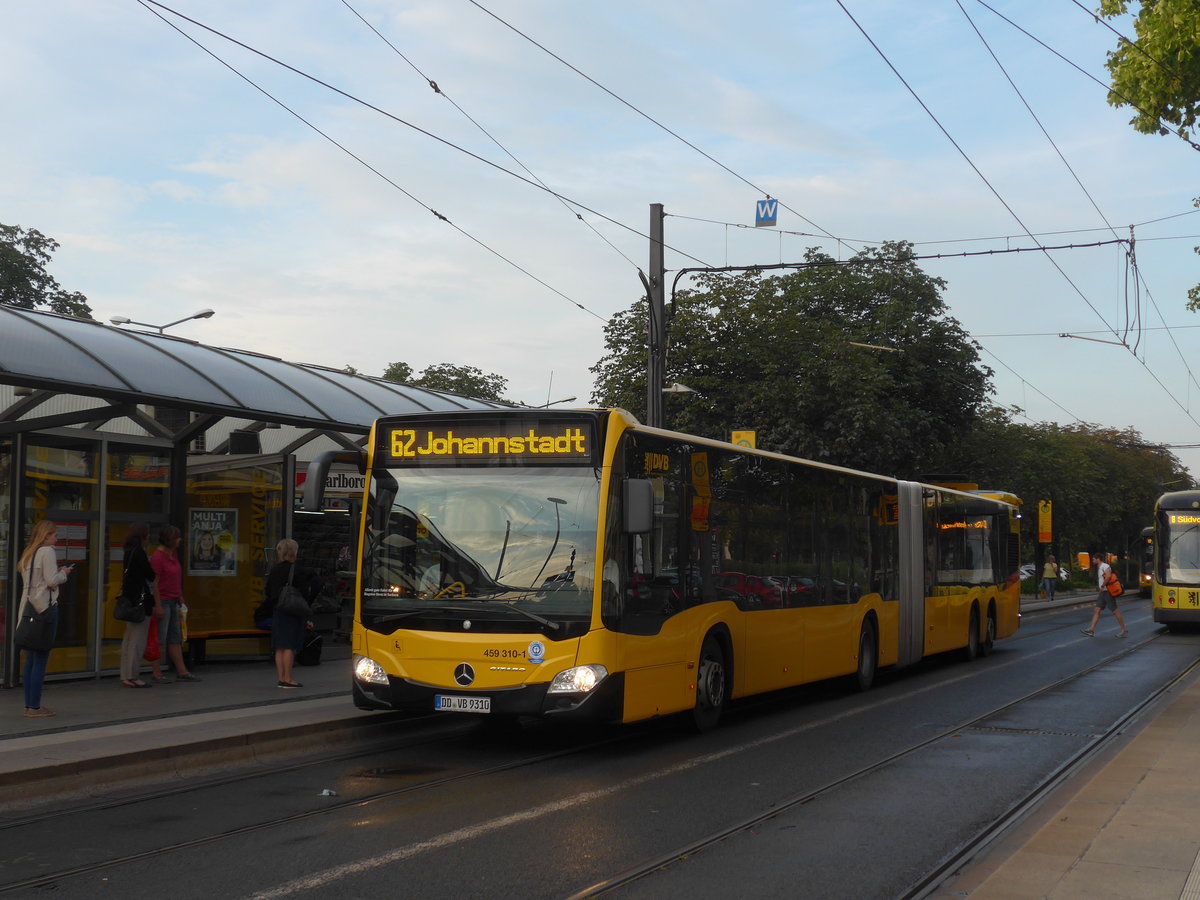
361 465 600 635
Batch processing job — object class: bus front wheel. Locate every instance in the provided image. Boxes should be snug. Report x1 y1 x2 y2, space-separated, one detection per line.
691 634 727 733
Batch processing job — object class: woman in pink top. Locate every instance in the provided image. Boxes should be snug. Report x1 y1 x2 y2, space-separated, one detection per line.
150 525 201 682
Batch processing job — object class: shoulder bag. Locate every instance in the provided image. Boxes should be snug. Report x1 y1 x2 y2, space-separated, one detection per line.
276 563 312 618
1104 570 1124 597
15 565 57 651
113 560 147 623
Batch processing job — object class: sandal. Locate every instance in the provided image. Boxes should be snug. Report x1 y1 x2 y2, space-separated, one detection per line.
175 673 202 682
151 675 170 684
277 681 303 689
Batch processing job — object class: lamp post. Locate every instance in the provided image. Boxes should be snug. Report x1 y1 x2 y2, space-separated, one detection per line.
110 309 215 333
528 396 576 408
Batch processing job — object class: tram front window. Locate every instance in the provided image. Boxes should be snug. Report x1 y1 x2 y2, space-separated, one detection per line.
1164 518 1200 584
362 466 600 636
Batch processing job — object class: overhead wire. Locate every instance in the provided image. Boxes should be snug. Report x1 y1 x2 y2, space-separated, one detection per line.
955 1 1143 352
973 0 1200 152
137 0 612 323
838 0 1200 439
140 0 712 269
338 0 642 273
464 0 853 253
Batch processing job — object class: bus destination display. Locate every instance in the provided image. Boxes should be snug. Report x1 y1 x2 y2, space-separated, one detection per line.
379 419 596 467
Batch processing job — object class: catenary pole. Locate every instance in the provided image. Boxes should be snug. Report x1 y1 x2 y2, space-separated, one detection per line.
647 203 666 427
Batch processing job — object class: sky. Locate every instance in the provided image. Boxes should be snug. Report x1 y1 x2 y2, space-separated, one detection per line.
3 1 1199 475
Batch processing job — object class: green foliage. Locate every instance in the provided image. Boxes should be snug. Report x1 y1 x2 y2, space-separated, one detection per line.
381 361 412 383
947 407 1188 559
1100 0 1200 139
0 223 92 319
381 361 508 402
590 242 991 477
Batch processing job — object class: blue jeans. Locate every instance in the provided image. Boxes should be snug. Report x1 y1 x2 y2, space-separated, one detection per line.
22 604 58 709
1042 578 1055 598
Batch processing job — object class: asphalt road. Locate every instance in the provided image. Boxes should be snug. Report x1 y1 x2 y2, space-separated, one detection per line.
1 595 1192 900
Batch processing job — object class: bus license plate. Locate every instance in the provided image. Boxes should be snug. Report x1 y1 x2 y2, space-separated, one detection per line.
434 694 491 714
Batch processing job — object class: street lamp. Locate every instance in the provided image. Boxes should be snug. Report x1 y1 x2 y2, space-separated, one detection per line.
524 396 577 409
662 383 697 394
110 309 215 333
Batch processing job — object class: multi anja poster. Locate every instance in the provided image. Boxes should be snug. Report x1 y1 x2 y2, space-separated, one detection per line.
188 508 237 576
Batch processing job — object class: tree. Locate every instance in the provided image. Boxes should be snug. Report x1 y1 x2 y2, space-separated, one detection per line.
0 223 93 318
381 361 508 402
1100 0 1200 140
590 242 992 477
948 408 1187 563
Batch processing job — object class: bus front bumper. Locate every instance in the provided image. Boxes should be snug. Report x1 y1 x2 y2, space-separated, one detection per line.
1153 607 1200 625
353 671 625 723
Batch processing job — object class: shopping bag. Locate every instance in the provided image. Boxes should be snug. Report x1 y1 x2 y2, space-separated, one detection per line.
143 620 161 661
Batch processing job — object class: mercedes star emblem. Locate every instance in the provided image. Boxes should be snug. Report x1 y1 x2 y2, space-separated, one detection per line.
454 663 475 686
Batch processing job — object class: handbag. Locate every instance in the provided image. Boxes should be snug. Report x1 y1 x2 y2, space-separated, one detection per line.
114 593 146 623
15 604 56 652
275 563 312 618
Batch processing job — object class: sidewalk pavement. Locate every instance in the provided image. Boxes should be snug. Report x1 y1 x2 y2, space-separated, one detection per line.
0 641 397 805
5 594 1200 900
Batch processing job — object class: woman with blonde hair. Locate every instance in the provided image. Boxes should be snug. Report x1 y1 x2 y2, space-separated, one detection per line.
262 538 319 689
16 520 74 717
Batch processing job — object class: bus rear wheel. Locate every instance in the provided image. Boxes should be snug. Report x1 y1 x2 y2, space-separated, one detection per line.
963 607 980 661
691 634 727 733
855 620 877 692
980 608 996 657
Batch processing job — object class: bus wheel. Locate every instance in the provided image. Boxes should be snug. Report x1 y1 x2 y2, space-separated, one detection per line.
980 608 996 657
691 634 727 733
855 620 877 692
963 607 980 661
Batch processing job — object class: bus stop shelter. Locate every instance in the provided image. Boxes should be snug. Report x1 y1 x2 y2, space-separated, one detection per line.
0 305 508 685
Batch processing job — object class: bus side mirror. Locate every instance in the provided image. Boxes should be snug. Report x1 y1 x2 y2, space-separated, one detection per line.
623 479 654 534
302 450 366 512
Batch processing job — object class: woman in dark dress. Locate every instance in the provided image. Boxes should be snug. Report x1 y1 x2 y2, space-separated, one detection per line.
263 538 318 689
119 523 156 688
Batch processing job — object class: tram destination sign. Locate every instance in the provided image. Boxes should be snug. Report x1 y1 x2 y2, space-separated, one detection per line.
377 416 597 467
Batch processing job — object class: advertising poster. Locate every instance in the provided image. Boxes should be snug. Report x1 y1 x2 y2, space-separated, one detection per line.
189 508 237 576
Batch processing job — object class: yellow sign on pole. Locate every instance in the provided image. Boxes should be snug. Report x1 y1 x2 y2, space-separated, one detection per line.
1037 500 1052 544
731 430 756 449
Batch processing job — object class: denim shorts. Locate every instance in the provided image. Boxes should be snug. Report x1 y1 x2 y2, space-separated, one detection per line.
160 597 184 644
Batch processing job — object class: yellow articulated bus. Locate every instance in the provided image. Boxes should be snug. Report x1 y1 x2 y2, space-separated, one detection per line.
1151 491 1200 630
303 408 1021 731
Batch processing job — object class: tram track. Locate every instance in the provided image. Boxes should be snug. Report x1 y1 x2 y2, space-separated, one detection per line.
0 718 650 895
565 628 1189 900
0 618 1176 898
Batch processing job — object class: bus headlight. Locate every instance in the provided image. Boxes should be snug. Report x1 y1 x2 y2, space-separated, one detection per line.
547 664 608 694
354 654 389 686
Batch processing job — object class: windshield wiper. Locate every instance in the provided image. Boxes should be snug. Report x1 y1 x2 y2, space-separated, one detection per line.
477 599 560 631
371 605 476 625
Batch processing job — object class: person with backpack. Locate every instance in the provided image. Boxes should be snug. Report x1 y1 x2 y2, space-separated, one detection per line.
1081 551 1129 638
